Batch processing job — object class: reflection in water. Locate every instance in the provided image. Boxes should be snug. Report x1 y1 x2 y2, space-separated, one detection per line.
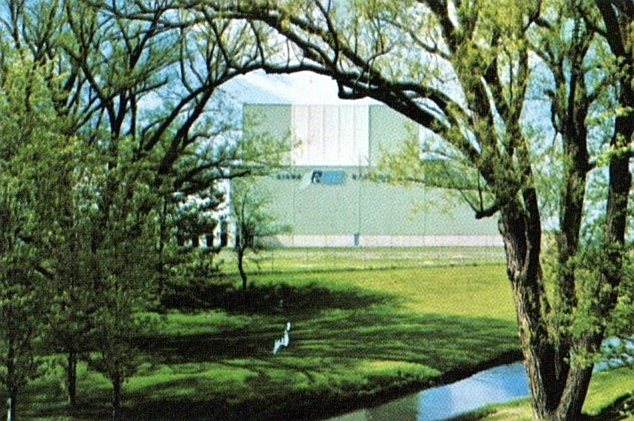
324 362 528 421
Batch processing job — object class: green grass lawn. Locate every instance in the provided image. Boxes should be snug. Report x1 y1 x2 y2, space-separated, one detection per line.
9 247 634 420
123 263 519 420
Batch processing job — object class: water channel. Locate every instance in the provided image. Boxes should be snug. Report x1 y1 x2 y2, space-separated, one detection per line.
321 338 631 421
323 362 528 421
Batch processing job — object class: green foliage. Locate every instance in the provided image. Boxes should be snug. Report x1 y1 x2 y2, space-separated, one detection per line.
0 48 71 417
0 249 45 406
156 191 226 309
217 1 634 417
88 304 160 413
0 0 295 415
79 154 163 418
232 179 282 249
4 1 634 419
231 177 292 292
541 230 634 368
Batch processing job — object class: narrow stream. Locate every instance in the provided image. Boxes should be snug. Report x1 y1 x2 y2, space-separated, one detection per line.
320 338 630 420
323 362 528 421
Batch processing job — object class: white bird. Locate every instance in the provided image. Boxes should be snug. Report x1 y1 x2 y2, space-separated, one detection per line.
273 321 292 354
273 338 283 354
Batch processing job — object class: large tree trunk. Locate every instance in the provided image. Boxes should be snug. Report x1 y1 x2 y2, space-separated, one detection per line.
552 359 594 420
498 191 597 421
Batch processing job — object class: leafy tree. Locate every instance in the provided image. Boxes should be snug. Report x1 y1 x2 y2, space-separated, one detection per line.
198 1 634 419
0 50 64 420
231 178 290 297
158 187 224 290
3 0 287 268
80 149 161 420
87 258 158 421
40 183 98 409
0 0 289 409
0 194 44 421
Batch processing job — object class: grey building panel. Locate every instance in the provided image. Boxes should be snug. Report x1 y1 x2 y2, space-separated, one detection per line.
243 104 293 164
257 169 499 237
258 174 357 235
243 103 291 139
369 105 417 166
241 104 501 246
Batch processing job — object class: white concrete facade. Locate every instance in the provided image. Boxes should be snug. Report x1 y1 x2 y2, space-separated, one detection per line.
243 104 503 248
270 234 503 248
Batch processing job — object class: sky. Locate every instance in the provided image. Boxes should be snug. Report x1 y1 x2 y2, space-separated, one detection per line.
222 70 377 105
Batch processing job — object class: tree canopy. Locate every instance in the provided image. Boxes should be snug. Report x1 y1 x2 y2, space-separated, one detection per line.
1 0 634 420
189 1 634 419
0 0 285 417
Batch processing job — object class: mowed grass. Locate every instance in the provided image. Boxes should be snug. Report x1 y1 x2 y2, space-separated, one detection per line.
13 248 634 421
13 247 518 420
14 247 634 420
220 246 506 273
111 261 518 421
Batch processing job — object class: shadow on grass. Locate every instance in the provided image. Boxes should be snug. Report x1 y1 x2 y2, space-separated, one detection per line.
19 276 632 421
119 273 522 421
143 281 393 363
131 310 520 421
140 304 518 370
290 311 519 375
161 279 388 315
30 279 522 421
583 394 633 421
120 388 361 421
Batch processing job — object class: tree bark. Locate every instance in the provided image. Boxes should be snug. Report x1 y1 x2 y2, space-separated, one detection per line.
112 375 121 421
67 348 77 407
498 187 597 421
238 248 248 293
553 358 594 420
498 196 549 415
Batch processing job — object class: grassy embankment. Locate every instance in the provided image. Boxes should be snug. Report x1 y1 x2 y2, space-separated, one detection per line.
9 247 634 420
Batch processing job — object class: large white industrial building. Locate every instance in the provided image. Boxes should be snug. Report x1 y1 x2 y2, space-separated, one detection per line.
242 102 502 248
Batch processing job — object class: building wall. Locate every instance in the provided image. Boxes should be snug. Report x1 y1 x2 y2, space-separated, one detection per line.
243 104 502 247
255 169 501 247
